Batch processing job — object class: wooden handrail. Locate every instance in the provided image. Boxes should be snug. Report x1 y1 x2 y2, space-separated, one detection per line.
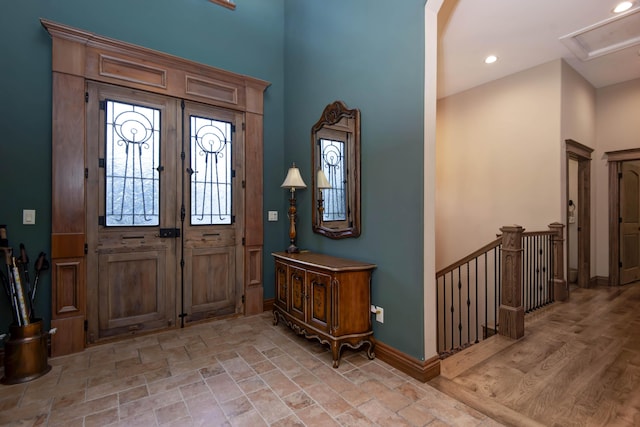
522 230 554 237
436 237 502 278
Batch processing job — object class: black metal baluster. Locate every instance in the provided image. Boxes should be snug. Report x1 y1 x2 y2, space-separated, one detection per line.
475 257 479 344
458 266 462 349
466 262 471 347
495 247 499 333
529 236 532 311
450 270 455 352
550 234 555 303
528 235 532 311
523 236 528 312
498 245 502 331
536 235 540 309
484 252 488 340
437 276 440 353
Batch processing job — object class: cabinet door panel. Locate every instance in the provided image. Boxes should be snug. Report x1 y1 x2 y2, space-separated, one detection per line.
275 260 288 309
334 272 372 334
289 266 306 322
308 271 331 332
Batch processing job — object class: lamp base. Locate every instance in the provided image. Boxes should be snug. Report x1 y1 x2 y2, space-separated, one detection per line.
286 243 300 254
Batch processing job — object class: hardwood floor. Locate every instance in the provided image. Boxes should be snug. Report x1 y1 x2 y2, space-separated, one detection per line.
430 283 640 427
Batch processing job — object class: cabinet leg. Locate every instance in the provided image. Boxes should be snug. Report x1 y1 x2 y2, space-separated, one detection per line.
366 339 376 360
272 310 279 326
331 341 340 368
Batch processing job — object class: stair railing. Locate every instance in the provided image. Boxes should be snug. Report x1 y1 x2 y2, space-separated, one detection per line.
436 222 566 358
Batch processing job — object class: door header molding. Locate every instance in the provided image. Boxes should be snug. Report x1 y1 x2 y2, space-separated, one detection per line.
41 19 270 114
566 139 593 159
605 148 640 162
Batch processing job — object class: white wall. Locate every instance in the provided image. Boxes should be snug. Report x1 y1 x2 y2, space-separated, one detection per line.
594 78 640 278
560 61 597 279
561 62 597 149
436 60 563 269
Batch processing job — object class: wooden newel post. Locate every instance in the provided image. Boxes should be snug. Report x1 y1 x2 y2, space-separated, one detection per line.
499 225 524 339
549 222 567 301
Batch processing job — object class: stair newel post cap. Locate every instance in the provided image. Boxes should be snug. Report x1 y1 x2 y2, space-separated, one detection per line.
499 224 524 233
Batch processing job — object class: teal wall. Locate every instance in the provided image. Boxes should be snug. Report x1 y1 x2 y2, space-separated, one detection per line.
283 1 426 359
0 0 286 340
0 0 427 360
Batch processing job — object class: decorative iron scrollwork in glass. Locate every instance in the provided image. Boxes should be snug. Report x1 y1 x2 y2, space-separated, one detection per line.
319 138 346 221
105 100 160 226
190 115 233 225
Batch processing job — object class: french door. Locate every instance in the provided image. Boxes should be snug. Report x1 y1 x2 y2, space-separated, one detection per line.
85 82 243 341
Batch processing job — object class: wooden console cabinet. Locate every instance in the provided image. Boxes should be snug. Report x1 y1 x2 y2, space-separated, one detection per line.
272 251 376 368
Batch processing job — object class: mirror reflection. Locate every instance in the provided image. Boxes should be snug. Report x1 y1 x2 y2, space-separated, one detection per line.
311 101 361 239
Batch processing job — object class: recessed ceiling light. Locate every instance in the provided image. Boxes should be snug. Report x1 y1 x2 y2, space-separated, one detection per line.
484 55 498 64
614 1 633 13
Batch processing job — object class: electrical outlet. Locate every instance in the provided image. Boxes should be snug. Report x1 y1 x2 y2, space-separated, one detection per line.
268 211 278 221
376 306 384 323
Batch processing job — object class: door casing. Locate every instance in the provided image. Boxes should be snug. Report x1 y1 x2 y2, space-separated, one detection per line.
44 19 269 356
565 139 592 289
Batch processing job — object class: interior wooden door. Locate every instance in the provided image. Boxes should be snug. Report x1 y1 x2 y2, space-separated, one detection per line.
620 161 640 284
182 101 244 322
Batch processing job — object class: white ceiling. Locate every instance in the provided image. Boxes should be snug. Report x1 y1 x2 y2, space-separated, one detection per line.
438 0 640 99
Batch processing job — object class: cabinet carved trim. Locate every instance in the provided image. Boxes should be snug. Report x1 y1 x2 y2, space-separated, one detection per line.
272 252 376 368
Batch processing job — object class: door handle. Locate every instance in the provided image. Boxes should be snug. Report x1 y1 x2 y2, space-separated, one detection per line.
158 228 181 238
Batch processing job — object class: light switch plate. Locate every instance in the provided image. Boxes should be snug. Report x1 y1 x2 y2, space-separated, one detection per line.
268 211 278 221
23 209 36 225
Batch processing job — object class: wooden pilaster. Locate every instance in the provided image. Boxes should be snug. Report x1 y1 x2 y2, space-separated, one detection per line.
499 225 524 339
549 222 567 301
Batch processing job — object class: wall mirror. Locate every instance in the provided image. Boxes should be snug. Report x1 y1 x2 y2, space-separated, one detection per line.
311 100 361 239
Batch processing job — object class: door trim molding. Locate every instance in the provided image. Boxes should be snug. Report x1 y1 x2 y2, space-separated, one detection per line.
565 139 593 289
42 19 270 356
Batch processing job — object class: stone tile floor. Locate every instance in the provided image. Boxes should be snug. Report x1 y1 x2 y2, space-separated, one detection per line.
0 312 503 426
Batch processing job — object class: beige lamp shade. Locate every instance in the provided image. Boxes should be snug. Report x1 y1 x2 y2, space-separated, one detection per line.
281 163 307 189
317 169 331 189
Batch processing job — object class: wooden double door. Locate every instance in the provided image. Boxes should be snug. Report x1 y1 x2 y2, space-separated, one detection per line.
85 83 244 341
